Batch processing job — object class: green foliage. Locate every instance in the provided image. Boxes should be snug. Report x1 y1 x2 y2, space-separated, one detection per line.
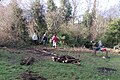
57 32 91 47
47 0 57 11
82 10 93 27
46 0 72 35
64 34 76 47
60 0 66 7
12 3 29 43
82 10 97 41
60 0 72 24
46 10 64 34
31 0 47 33
65 2 72 21
102 19 120 47
60 0 70 8
46 0 60 34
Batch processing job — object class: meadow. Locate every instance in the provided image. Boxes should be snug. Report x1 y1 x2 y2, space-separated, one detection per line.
0 48 120 80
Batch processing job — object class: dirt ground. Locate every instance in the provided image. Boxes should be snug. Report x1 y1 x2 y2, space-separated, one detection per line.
0 46 94 61
20 70 47 80
1 45 118 62
97 67 117 76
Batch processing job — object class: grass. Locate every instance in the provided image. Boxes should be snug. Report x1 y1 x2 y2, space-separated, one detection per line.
0 48 120 80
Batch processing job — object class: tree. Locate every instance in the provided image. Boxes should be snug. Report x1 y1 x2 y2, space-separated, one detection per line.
66 2 72 22
0 4 14 46
71 0 78 24
103 19 120 47
31 0 47 33
46 9 63 34
47 0 57 12
60 0 72 25
46 0 70 34
88 0 97 41
82 10 92 28
61 0 67 8
11 0 29 42
82 0 96 41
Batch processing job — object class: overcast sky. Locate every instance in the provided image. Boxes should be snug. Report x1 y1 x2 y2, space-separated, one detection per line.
0 0 119 15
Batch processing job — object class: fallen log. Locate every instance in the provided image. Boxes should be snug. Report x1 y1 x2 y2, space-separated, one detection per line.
20 57 35 65
52 55 81 65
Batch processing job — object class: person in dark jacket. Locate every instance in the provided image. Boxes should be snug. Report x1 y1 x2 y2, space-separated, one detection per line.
42 33 47 49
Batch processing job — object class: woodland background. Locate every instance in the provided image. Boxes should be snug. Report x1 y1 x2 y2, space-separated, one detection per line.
0 0 120 48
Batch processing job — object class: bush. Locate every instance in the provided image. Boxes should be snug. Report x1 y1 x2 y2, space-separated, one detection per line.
57 32 91 48
102 19 120 48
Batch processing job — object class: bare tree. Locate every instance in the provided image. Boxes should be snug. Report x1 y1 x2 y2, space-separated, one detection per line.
71 0 78 25
0 2 15 46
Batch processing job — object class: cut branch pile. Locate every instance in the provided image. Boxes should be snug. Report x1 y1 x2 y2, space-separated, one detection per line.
52 55 81 65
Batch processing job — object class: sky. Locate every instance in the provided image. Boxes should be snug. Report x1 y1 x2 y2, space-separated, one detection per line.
0 0 119 15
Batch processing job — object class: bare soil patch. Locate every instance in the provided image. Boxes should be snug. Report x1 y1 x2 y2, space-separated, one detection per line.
20 57 35 66
20 70 47 80
97 67 117 75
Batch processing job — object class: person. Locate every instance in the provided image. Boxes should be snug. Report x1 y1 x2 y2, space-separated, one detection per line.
32 31 38 45
52 34 58 48
94 40 108 58
95 40 102 51
98 40 102 48
94 40 102 55
42 33 47 49
90 40 95 50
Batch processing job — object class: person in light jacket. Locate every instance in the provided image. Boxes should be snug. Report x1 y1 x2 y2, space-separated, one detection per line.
32 31 38 45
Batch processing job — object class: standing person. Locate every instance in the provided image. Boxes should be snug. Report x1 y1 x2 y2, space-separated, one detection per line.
52 34 58 48
32 31 38 45
98 40 102 48
42 33 47 49
90 40 95 50
94 40 103 55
